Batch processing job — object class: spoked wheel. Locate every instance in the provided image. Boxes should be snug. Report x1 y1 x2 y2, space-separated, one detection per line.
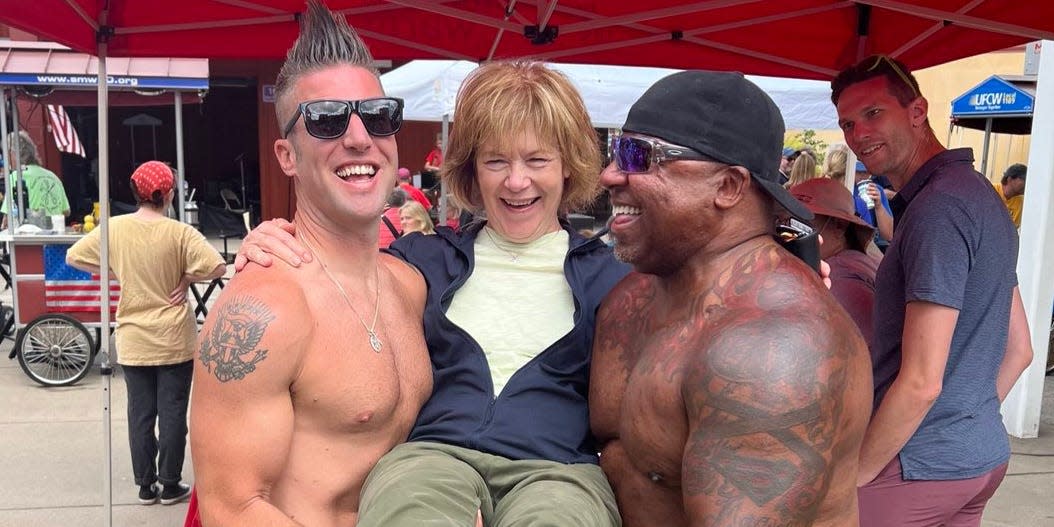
15 314 95 387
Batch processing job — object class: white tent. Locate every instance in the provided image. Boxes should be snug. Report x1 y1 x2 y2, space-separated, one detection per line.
380 60 838 130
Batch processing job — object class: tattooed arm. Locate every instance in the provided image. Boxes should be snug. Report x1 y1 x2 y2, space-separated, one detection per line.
680 315 846 526
190 274 310 526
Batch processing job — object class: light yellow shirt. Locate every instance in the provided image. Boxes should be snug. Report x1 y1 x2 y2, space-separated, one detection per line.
447 227 574 395
67 215 225 366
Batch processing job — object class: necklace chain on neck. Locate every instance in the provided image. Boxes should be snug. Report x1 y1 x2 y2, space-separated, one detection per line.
298 232 382 352
484 227 524 263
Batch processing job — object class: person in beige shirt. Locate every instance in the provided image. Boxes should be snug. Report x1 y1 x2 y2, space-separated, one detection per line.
67 160 225 506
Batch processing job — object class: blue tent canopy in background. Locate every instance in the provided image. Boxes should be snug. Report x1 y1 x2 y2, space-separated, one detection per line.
951 75 1035 135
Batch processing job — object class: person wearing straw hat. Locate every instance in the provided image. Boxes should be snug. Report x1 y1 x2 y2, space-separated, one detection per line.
791 177 881 344
66 160 226 506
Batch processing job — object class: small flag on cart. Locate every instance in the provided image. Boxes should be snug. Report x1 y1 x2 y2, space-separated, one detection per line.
46 104 87 158
43 245 119 313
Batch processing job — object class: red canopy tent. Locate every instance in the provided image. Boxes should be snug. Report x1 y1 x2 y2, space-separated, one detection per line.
1 0 1053 78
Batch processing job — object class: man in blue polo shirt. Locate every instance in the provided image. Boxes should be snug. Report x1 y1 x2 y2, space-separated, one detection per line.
832 55 1034 526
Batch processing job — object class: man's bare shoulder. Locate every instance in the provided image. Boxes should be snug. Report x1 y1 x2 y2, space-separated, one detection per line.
677 243 870 525
699 243 864 379
379 251 425 306
198 264 312 385
598 271 656 322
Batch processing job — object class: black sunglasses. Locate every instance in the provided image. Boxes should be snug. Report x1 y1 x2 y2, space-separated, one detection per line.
283 97 404 139
612 135 713 173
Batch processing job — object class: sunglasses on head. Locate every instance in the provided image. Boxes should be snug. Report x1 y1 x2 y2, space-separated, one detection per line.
866 55 919 99
282 97 404 139
612 135 713 173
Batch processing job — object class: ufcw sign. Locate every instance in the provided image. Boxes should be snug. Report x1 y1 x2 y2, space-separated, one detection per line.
969 91 1017 107
952 76 1034 117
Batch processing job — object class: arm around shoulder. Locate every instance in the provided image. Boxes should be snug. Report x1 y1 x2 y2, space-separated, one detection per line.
191 273 310 526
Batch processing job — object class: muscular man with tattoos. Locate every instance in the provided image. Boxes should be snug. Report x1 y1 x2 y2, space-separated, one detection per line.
591 71 872 526
188 3 431 526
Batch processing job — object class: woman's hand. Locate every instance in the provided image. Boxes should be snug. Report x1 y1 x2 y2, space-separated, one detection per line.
168 276 190 306
232 218 310 272
818 234 832 289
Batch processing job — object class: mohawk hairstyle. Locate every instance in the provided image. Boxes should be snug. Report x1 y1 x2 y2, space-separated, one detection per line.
274 0 377 122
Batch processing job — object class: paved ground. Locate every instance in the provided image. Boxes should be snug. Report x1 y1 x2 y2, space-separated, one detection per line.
0 236 1052 526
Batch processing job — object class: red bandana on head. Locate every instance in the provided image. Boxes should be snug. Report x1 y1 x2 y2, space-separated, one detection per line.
131 161 174 201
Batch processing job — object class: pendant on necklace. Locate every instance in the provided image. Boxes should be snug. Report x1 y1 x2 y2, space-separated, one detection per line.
368 331 383 353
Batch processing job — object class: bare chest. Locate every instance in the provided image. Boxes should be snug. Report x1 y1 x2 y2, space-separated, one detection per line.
292 307 431 435
595 321 700 486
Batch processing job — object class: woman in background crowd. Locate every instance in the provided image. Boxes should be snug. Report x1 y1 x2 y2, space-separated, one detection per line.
399 200 435 235
784 149 818 188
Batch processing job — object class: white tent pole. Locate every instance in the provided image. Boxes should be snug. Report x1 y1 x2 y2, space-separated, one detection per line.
1002 39 1054 439
96 39 114 527
175 92 186 221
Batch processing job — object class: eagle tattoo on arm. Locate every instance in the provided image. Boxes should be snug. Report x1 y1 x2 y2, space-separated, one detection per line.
199 296 275 382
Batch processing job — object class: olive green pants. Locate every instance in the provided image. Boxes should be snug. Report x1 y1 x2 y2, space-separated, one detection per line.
357 441 621 527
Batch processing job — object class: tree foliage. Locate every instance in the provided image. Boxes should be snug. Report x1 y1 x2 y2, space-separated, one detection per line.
785 129 828 164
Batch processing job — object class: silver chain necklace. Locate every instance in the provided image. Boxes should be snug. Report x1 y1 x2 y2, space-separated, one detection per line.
298 232 382 352
483 227 523 263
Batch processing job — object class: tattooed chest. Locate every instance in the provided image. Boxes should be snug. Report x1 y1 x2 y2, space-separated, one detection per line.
616 345 693 487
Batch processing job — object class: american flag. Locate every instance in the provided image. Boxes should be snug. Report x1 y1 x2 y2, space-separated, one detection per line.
45 105 86 158
44 245 119 313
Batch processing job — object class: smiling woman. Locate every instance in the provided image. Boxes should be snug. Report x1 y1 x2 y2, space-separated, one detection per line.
440 60 602 243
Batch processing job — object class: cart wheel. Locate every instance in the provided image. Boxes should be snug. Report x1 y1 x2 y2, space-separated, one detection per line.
15 314 95 387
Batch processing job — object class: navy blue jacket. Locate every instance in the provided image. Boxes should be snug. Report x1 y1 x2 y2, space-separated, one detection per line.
387 220 631 464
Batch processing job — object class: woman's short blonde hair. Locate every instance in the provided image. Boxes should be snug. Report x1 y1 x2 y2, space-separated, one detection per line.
399 200 435 235
823 145 849 182
785 150 818 188
441 61 602 215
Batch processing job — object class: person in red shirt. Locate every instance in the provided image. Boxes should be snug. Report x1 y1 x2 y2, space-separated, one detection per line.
397 167 432 210
378 188 407 248
423 137 443 173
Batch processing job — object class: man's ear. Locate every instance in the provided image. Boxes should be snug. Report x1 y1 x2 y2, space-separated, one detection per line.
713 166 751 211
910 96 929 128
274 139 297 178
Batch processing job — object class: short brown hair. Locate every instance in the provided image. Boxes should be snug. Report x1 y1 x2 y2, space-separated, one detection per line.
441 61 602 215
831 55 920 107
